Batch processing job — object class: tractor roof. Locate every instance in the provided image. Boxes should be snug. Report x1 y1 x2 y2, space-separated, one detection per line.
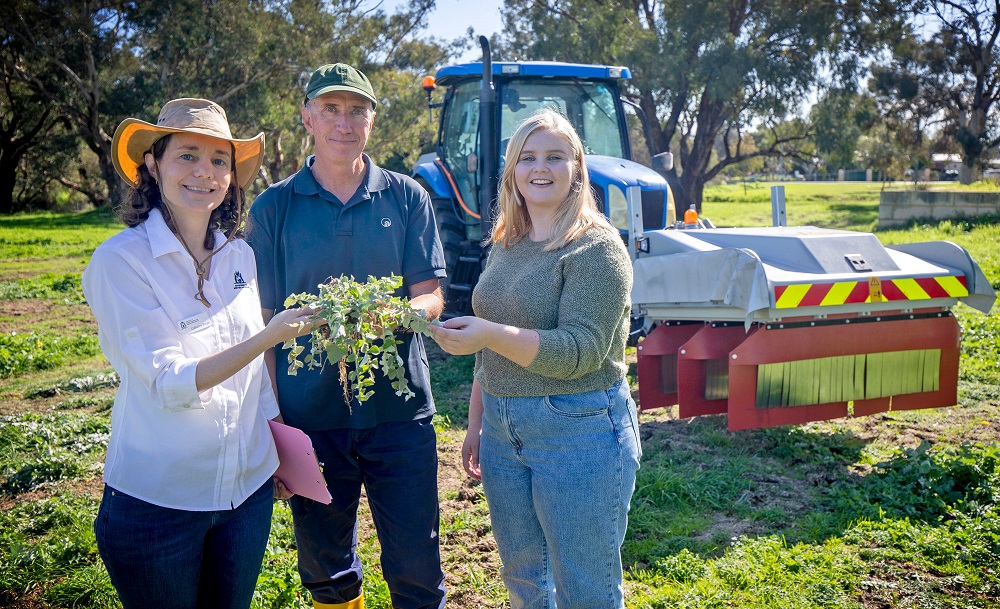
434 61 631 86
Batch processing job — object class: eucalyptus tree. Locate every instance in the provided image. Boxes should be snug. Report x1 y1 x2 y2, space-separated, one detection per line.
0 0 451 209
124 0 448 186
871 0 999 184
0 35 68 212
0 0 137 207
810 88 877 172
499 0 911 209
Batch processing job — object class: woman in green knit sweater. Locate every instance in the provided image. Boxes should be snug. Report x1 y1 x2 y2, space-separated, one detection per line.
428 110 641 609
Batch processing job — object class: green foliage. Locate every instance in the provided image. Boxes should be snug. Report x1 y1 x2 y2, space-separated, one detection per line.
253 504 312 608
651 548 710 583
827 442 1000 525
1 0 452 210
0 331 100 379
283 275 433 404
0 412 109 492
0 272 83 302
0 493 114 606
499 0 912 207
428 349 475 427
958 311 1000 384
25 371 119 399
1 201 998 606
810 88 877 170
0 208 119 260
868 3 1000 185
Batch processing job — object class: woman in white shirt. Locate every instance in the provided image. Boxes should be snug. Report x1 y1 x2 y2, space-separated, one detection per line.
82 98 315 609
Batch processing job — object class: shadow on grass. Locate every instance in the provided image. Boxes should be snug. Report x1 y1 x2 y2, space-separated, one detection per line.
0 208 117 230
825 203 878 227
874 213 1000 233
625 413 872 561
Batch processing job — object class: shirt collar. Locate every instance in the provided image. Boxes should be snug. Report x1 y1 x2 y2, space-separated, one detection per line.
294 154 389 202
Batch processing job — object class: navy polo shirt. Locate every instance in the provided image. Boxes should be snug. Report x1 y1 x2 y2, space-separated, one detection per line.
248 155 446 430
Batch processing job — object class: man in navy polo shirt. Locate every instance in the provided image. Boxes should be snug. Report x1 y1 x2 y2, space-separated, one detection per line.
248 63 447 609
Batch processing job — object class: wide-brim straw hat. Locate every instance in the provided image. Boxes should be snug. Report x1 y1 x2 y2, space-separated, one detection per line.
112 98 265 191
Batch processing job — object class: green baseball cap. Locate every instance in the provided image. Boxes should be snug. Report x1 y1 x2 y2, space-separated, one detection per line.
305 63 377 108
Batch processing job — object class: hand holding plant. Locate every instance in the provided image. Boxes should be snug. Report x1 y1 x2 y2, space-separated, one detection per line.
282 275 434 405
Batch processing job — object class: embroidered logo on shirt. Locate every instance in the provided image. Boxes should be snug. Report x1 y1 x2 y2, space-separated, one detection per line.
233 271 248 290
381 217 392 228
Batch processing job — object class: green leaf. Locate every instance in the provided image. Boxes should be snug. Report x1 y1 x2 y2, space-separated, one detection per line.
278 274 431 405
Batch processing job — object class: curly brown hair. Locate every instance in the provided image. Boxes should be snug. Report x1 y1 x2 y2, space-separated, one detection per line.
115 134 246 249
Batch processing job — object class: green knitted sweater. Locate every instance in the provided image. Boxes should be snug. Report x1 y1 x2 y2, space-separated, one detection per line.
472 226 633 397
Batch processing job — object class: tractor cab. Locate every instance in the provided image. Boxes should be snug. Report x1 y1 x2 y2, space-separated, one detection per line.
414 58 674 317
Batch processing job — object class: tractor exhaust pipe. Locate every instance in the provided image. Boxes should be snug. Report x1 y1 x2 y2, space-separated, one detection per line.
478 35 497 240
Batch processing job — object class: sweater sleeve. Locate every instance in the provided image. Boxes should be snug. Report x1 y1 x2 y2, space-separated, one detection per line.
527 231 633 380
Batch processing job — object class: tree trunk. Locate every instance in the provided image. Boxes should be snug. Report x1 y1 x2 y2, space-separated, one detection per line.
958 162 976 185
0 162 19 214
96 143 118 208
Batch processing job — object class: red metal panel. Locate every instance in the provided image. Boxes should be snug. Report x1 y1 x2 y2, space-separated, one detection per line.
726 315 960 431
636 323 703 411
677 325 755 419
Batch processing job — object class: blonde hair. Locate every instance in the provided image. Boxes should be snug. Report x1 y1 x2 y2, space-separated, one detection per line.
492 110 615 251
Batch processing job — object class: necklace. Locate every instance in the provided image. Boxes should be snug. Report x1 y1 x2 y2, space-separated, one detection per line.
173 228 227 308
152 158 239 308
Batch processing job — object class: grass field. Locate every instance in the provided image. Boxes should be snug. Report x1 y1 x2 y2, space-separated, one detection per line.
1 183 998 608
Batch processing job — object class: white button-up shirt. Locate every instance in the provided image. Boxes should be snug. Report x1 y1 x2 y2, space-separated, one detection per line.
83 208 279 511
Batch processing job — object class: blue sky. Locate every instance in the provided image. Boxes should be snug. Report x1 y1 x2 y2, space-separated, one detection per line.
381 0 505 61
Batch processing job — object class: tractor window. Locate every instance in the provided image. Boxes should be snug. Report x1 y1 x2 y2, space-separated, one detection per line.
440 80 481 215
499 80 625 170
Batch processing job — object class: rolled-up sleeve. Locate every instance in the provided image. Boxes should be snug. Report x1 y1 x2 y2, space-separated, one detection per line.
83 246 207 411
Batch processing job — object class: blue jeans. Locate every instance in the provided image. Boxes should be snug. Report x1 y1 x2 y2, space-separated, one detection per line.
290 417 446 608
94 480 273 609
480 378 641 609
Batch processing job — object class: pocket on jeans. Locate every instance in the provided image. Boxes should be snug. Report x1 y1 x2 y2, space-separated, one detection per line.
543 389 610 417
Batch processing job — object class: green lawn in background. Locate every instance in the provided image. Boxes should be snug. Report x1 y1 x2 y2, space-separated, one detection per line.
1 182 998 608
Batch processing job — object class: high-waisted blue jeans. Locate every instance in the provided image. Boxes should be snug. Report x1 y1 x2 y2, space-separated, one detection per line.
480 378 641 609
94 479 273 609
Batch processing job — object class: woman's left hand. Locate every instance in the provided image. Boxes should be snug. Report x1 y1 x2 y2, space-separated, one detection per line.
427 316 495 355
272 476 294 500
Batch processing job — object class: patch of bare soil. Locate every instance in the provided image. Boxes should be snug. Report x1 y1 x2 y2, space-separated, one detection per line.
0 300 96 335
855 558 996 609
0 474 104 512
0 589 48 609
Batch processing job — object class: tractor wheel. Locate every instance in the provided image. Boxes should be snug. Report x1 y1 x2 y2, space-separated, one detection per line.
434 196 467 303
416 179 467 306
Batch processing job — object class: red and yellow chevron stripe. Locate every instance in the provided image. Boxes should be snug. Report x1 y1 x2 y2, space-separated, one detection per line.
773 275 968 309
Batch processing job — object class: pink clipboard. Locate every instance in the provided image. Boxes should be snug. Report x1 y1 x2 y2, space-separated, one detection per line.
268 420 332 504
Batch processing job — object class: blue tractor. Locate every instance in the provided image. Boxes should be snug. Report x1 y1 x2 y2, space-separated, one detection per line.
413 38 675 318
411 41 997 432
